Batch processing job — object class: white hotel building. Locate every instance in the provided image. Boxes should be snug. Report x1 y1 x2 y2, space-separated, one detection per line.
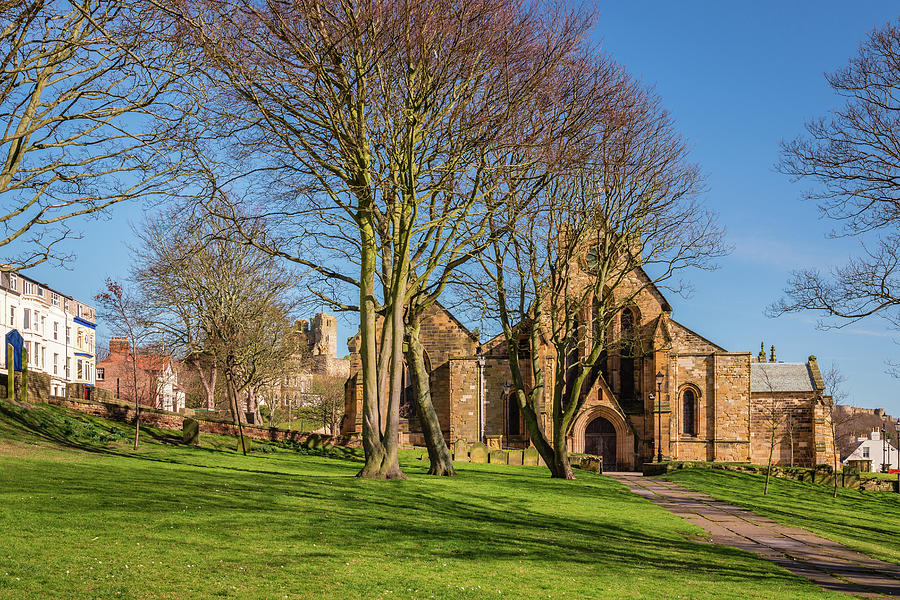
0 271 96 396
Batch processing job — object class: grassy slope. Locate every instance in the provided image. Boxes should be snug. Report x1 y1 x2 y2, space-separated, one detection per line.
664 469 900 565
0 402 842 600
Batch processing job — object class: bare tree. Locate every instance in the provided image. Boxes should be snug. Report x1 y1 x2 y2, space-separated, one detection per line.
774 20 900 376
167 0 595 479
95 279 148 449
822 363 851 498
0 1 191 269
305 375 346 436
469 76 725 478
131 202 300 454
784 407 796 469
752 366 784 495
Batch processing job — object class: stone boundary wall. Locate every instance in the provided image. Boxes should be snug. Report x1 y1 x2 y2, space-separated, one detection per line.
643 460 899 493
1 371 51 403
444 440 602 471
46 396 357 447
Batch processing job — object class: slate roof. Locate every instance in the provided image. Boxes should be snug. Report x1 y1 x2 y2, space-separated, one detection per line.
750 362 815 393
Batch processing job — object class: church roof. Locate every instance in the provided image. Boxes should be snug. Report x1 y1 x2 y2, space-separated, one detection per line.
750 362 816 393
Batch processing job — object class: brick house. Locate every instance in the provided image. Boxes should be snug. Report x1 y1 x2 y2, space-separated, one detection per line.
95 338 184 412
342 279 836 471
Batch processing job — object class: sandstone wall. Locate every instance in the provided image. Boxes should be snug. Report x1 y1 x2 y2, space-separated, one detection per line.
47 396 356 446
712 353 752 462
749 391 817 466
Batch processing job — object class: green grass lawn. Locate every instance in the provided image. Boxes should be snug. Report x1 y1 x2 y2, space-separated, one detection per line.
0 401 847 600
663 469 900 566
863 471 900 481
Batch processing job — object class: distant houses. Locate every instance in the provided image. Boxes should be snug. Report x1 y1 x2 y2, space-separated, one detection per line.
95 338 185 412
0 270 97 396
843 428 899 473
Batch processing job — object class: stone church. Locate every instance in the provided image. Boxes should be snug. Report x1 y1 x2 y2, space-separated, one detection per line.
341 274 836 471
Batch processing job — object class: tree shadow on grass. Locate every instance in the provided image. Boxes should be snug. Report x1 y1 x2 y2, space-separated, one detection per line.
0 399 363 477
2 453 814 591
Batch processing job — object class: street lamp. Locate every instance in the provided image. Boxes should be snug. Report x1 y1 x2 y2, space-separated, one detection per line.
655 370 664 463
503 382 511 449
881 414 888 473
895 419 900 471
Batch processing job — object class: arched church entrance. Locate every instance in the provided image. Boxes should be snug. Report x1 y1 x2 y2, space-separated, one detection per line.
584 416 617 471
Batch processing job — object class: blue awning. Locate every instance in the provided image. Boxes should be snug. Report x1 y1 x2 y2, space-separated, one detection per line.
73 316 96 329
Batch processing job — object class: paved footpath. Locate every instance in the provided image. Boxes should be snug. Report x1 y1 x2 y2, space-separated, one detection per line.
609 473 900 598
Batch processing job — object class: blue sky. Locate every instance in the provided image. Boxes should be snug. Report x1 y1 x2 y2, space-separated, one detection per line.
26 2 900 414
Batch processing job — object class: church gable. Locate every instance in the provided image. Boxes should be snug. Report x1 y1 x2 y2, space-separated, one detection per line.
417 303 479 369
668 318 725 354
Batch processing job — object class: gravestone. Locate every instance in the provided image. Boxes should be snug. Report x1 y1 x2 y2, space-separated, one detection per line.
469 442 488 464
508 450 523 466
236 435 251 453
582 457 601 473
842 465 860 489
489 450 508 465
523 446 539 466
486 435 503 450
305 433 325 450
182 418 200 445
453 439 469 462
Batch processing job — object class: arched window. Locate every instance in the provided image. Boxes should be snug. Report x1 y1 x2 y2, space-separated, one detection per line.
399 364 416 418
593 296 609 387
620 308 635 402
506 391 521 437
565 315 580 389
399 352 431 419
682 389 696 437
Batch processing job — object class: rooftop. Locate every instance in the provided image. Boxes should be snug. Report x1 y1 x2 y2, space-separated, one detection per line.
750 362 816 393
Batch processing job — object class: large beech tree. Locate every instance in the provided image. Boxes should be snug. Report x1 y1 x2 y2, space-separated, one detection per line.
0 0 191 269
166 0 593 478
132 203 299 453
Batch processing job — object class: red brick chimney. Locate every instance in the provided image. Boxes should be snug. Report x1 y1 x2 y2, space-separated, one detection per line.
109 337 129 356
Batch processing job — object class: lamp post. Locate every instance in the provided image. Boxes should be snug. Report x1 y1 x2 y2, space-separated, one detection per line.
503 382 511 450
881 414 888 473
895 419 900 471
655 370 664 463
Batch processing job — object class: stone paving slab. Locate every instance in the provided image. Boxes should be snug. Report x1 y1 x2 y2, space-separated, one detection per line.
609 472 899 599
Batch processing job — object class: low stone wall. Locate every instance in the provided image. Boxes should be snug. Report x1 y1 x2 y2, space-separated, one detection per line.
643 460 900 493
1 371 51 403
45 396 357 447
448 439 550 468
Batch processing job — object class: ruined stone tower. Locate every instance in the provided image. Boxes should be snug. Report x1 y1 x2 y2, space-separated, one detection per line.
309 313 337 358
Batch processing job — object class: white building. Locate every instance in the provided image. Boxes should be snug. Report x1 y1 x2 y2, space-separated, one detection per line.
0 271 96 396
843 428 899 473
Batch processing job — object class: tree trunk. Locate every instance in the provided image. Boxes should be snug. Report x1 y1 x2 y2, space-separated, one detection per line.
224 360 247 456
831 417 840 499
405 319 454 476
764 427 775 494
789 427 794 468
550 412 575 479
131 353 141 450
374 294 406 480
190 358 216 411
357 215 388 477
